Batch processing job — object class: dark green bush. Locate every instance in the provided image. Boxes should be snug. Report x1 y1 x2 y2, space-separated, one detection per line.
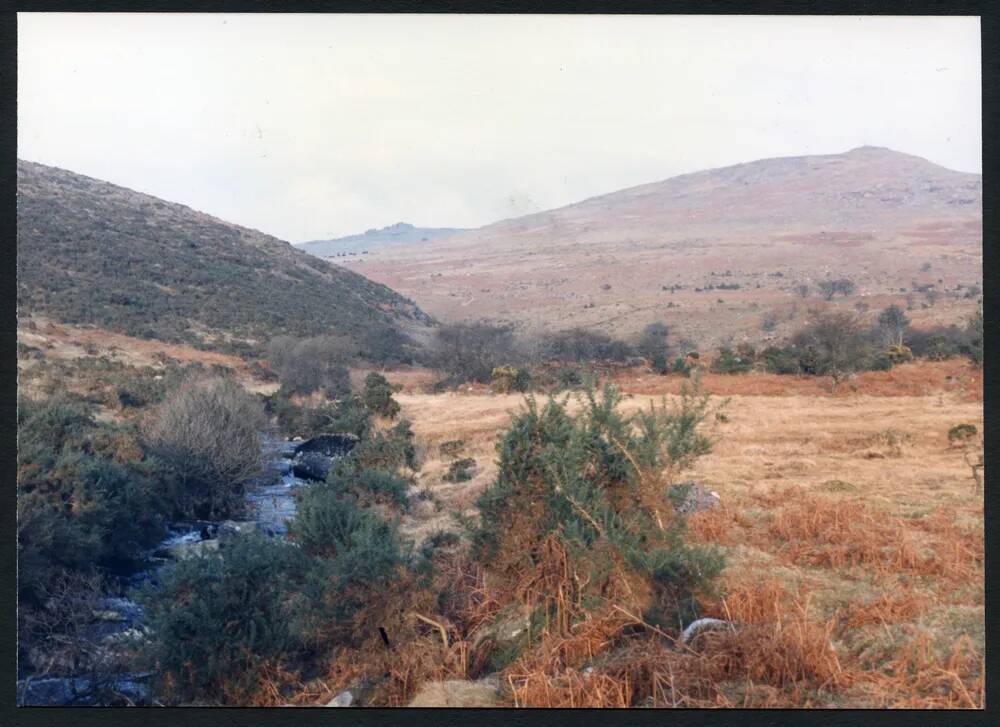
137 533 307 704
353 419 417 472
759 346 801 374
17 396 169 605
710 344 755 374
326 464 410 510
443 457 477 483
472 380 723 625
362 372 401 418
289 487 409 645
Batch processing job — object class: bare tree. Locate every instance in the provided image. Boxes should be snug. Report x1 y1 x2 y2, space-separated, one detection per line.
876 304 910 346
430 321 519 383
267 335 354 397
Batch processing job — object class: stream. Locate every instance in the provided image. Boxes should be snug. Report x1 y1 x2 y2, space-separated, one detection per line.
17 434 323 706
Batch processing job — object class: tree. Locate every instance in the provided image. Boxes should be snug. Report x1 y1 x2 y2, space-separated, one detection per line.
876 304 910 346
791 311 872 383
794 283 811 298
143 377 265 519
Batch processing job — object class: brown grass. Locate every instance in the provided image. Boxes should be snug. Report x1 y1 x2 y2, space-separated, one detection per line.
374 359 982 708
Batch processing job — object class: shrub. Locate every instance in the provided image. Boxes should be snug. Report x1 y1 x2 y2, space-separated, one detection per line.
538 328 634 363
759 346 800 374
362 372 401 419
791 311 875 381
267 335 353 397
963 304 983 366
876 304 910 347
635 321 672 372
361 326 413 365
137 533 307 704
948 424 978 447
671 356 694 377
429 322 518 384
710 344 755 374
885 344 914 365
443 458 477 483
326 464 410 510
352 419 417 472
289 488 409 645
491 365 531 393
142 377 265 520
818 278 856 300
472 379 722 626
17 396 168 604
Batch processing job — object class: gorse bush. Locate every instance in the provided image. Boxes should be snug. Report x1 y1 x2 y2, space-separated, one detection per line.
491 365 531 393
325 462 411 510
353 419 418 472
138 533 308 704
710 344 756 374
362 372 401 419
17 396 168 605
142 376 265 520
472 378 723 628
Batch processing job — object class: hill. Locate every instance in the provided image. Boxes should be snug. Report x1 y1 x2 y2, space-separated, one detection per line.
297 222 466 257
352 147 982 346
16 161 434 356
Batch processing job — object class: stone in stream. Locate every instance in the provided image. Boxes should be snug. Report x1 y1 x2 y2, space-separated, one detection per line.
155 539 220 561
294 434 358 458
290 434 359 481
292 452 335 481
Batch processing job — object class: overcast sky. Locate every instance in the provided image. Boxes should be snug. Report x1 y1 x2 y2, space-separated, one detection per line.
19 13 981 242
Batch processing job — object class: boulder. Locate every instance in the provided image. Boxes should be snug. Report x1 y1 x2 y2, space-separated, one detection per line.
156 538 220 561
669 482 721 516
326 689 354 707
408 678 500 707
680 617 733 645
217 520 261 541
292 452 333 482
294 434 358 458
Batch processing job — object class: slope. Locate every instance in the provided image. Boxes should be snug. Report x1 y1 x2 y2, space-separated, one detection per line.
16 160 433 355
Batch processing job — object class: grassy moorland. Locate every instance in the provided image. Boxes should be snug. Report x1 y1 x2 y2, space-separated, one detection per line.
17 161 433 357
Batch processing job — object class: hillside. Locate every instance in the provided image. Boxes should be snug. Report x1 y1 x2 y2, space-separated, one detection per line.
297 222 466 257
351 147 982 346
16 161 433 354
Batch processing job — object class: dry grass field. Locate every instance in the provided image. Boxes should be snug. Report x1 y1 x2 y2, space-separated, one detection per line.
375 359 984 707
17 320 983 707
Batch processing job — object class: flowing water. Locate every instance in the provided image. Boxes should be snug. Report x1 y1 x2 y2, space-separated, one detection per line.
18 433 321 706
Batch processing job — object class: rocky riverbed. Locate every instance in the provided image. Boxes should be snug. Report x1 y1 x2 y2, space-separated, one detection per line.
17 433 350 706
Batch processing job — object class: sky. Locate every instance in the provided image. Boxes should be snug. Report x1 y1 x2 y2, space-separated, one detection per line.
18 13 981 242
